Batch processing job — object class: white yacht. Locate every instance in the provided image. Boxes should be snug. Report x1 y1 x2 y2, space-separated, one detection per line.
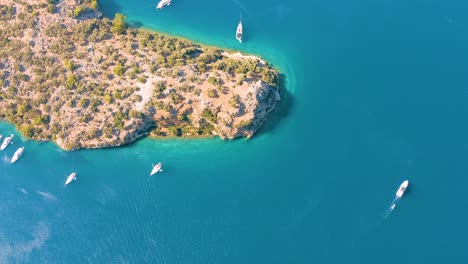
10 147 24 163
156 0 171 9
150 162 163 176
65 172 77 186
236 19 243 43
0 134 2 141
396 180 409 198
0 134 14 150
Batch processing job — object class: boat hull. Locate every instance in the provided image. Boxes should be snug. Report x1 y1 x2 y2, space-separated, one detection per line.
396 180 409 198
236 22 243 43
150 163 163 176
65 173 76 186
157 0 171 9
0 134 13 150
10 147 24 163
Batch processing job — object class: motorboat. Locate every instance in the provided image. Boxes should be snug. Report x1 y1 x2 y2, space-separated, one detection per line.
396 180 409 198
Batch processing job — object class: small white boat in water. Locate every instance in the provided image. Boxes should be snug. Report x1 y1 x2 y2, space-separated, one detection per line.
236 18 243 43
156 0 171 9
10 147 24 163
65 172 77 186
0 134 14 150
150 162 163 176
396 180 409 198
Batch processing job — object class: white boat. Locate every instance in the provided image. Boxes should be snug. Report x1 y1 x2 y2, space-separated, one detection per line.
236 19 243 43
0 134 14 150
396 180 409 198
65 172 77 186
156 0 171 9
10 147 24 163
0 134 2 141
150 162 163 176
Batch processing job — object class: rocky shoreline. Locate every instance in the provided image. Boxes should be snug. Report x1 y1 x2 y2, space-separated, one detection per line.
0 0 281 150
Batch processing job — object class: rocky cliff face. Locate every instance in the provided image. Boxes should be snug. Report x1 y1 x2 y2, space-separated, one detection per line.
0 0 281 150
214 81 279 139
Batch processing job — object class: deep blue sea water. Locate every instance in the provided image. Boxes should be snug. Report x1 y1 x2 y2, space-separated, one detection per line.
1 0 468 263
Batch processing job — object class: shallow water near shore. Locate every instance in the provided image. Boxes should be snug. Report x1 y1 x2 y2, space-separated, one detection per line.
2 0 468 263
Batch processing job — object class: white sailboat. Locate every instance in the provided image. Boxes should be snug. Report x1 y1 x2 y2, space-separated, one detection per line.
150 162 163 176
236 17 243 43
65 172 77 186
10 147 24 163
156 0 171 9
0 134 14 150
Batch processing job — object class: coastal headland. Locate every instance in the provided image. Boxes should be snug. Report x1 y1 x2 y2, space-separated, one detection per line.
0 0 281 150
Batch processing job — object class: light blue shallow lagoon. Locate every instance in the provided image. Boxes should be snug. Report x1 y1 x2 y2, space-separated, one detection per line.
1 0 468 263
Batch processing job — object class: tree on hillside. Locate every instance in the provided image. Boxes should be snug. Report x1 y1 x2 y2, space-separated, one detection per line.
113 63 124 76
111 13 127 35
90 0 99 10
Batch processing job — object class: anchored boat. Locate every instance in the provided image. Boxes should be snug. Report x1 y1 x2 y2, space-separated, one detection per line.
150 162 163 176
10 147 24 163
396 180 409 198
0 134 14 150
156 0 171 9
236 18 243 43
65 172 77 186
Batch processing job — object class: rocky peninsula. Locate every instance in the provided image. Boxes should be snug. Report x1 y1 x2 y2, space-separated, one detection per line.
0 0 280 150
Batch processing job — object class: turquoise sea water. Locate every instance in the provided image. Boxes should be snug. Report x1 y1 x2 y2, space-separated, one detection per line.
1 0 468 263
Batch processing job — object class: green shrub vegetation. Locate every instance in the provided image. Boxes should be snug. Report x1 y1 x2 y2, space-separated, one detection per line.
201 108 217 123
73 6 84 17
207 76 219 86
113 110 126 129
0 0 279 148
90 0 98 10
206 89 218 98
229 94 241 108
113 63 124 76
66 74 76 89
111 13 126 35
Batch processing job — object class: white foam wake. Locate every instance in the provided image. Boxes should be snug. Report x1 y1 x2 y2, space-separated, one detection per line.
0 221 50 263
37 191 58 201
378 196 402 225
232 0 253 16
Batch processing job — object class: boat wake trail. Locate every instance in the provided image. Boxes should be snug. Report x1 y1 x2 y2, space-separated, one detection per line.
36 191 58 201
355 197 400 244
380 197 400 221
232 0 253 16
379 180 408 222
352 181 409 246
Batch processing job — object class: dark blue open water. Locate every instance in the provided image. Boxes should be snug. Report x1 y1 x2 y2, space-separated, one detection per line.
1 0 468 263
